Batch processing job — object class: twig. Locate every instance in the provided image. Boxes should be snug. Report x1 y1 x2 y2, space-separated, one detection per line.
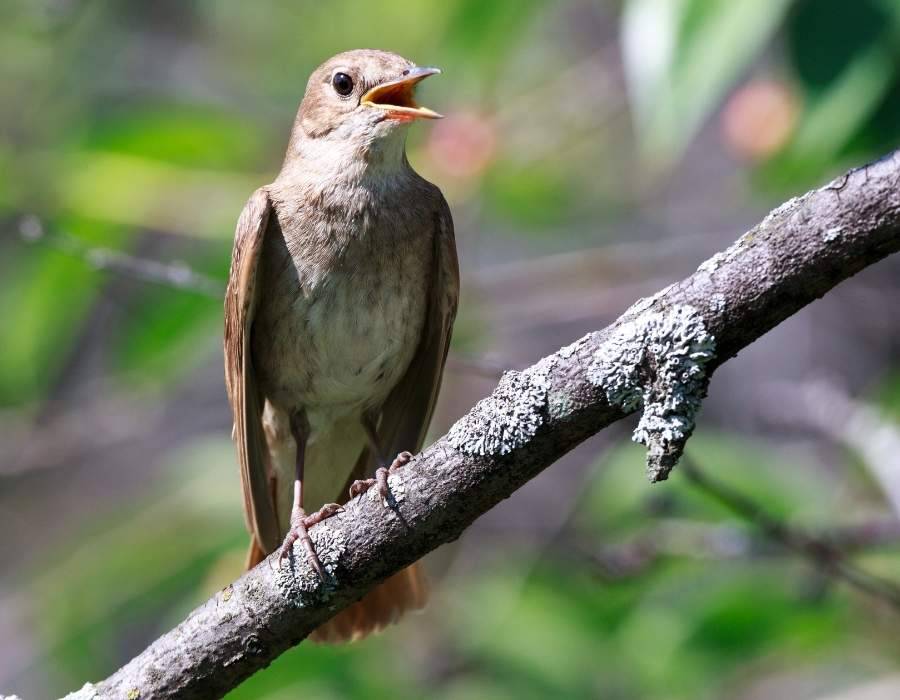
16 215 224 298
763 379 900 517
679 455 900 609
581 517 900 580
61 151 900 699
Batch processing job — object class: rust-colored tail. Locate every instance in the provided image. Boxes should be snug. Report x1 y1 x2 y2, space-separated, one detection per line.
310 563 428 643
245 538 428 644
246 537 267 569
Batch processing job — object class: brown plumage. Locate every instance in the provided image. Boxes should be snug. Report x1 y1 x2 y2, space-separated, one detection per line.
224 49 458 643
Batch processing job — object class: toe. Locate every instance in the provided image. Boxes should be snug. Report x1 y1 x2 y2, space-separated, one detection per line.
303 502 343 527
390 451 413 470
307 551 326 579
349 478 375 499
376 467 391 500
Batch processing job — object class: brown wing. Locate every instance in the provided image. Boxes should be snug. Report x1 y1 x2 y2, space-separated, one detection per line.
368 194 459 465
224 187 281 554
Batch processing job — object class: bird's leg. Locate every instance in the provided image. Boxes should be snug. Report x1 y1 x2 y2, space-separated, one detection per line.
348 415 413 501
279 411 342 578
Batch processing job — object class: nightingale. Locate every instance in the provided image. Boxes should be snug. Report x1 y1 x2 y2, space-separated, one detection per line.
224 49 458 643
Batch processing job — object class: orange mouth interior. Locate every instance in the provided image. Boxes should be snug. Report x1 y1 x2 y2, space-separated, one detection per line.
369 82 418 109
362 77 442 120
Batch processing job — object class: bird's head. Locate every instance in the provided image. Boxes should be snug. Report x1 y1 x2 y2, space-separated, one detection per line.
293 49 441 153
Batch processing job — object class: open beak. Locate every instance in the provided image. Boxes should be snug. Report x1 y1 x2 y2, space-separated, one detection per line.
361 66 443 120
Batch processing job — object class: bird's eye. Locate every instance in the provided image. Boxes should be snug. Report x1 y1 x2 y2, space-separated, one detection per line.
332 72 354 96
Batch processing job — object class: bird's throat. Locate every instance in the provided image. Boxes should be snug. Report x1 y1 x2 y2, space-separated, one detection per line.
288 126 410 186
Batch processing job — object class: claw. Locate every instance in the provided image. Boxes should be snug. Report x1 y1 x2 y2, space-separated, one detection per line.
390 451 413 470
349 477 375 499
307 502 343 524
349 467 390 501
348 451 414 502
278 503 342 579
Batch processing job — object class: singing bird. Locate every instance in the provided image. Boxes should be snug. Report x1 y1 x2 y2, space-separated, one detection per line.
224 49 458 643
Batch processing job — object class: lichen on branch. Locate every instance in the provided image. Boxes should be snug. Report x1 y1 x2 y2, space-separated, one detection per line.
587 305 715 481
447 367 550 456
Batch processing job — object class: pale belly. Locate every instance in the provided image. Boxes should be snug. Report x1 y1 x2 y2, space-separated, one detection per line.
252 223 430 429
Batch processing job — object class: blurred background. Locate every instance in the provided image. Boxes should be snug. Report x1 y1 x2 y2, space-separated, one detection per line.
2 1 900 698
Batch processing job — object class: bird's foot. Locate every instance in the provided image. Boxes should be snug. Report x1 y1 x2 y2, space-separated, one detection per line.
278 502 343 578
348 451 413 502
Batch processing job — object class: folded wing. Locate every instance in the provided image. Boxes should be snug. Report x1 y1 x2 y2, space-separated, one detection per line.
224 187 281 555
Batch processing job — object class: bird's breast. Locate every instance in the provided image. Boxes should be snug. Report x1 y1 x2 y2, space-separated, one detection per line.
252 199 431 423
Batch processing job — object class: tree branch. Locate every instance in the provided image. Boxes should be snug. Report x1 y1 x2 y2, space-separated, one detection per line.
64 152 900 699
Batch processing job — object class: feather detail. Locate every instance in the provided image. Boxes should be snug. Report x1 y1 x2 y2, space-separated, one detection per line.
225 187 281 553
310 564 429 643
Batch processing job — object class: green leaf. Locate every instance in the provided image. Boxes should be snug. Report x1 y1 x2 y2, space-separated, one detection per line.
756 0 900 190
622 0 792 169
0 218 121 404
55 150 257 239
73 103 268 171
113 283 222 388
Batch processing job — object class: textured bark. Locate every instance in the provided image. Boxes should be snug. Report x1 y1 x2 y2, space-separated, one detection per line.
64 152 900 699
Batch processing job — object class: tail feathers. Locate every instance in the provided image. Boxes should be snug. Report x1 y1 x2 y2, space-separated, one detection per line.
246 537 267 569
245 539 428 643
310 563 428 644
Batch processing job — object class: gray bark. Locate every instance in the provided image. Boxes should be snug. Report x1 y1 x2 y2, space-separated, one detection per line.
64 152 900 699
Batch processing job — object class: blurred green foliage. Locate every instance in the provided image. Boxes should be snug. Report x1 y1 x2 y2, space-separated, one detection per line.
622 0 792 168
25 431 900 699
4 0 900 407
3 1 900 698
623 0 900 187
761 0 900 188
